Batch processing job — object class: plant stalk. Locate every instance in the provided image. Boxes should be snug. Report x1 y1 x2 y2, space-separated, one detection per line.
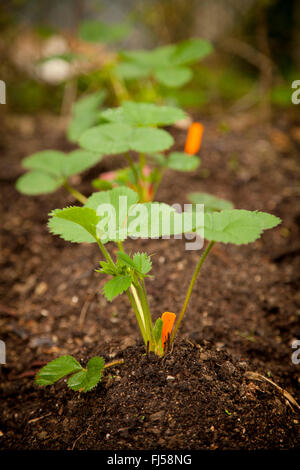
170 240 215 345
104 359 124 369
128 285 151 347
125 153 144 202
96 239 115 270
63 181 87 204
135 281 153 346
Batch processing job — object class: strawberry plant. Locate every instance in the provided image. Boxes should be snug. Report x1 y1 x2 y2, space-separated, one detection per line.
16 102 202 203
35 183 281 392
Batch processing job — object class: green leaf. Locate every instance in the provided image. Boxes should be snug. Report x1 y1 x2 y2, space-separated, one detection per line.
79 21 131 43
116 251 152 276
120 45 176 68
16 171 63 195
22 150 65 176
253 211 282 230
68 356 105 392
115 62 150 80
133 253 152 275
18 148 102 195
103 275 132 301
154 66 193 87
49 187 202 245
86 187 139 243
130 127 174 153
167 152 200 171
48 207 99 243
79 123 174 154
101 102 186 126
79 123 132 154
92 179 114 190
203 210 281 245
62 150 102 178
67 91 107 142
86 186 139 211
126 202 196 239
67 114 99 143
36 355 105 393
72 91 107 116
35 355 82 386
189 193 234 212
117 251 137 270
153 318 163 345
171 38 213 66
149 153 167 166
118 39 212 89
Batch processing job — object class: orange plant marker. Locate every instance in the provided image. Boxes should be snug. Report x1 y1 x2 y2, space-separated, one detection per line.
184 122 204 155
161 312 176 348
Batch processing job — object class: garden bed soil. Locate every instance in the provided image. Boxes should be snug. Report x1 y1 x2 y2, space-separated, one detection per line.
0 110 300 449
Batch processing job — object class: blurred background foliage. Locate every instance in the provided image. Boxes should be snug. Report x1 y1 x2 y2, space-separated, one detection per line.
0 0 299 115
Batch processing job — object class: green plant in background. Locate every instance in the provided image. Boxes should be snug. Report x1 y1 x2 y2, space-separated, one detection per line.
70 35 213 107
15 149 102 203
116 38 213 89
35 184 280 392
16 102 202 203
78 20 132 45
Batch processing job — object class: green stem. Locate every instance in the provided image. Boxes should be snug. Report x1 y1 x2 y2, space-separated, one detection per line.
126 290 147 345
135 281 153 346
63 181 87 205
139 153 146 174
104 359 124 369
107 67 130 105
170 241 215 345
151 168 164 200
130 284 148 339
117 241 124 251
141 279 154 339
125 153 144 202
96 239 115 270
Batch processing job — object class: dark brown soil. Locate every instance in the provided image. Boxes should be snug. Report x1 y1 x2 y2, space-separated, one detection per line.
0 110 300 449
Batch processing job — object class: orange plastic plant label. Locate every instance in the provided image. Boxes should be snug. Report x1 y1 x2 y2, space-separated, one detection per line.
161 311 176 347
184 122 204 155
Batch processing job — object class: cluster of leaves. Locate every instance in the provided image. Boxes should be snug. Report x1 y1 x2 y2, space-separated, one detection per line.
79 101 184 154
16 149 102 195
48 186 280 248
99 251 152 302
48 187 197 244
116 38 213 88
36 355 105 392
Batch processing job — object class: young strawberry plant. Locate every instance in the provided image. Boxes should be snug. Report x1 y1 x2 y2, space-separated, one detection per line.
35 184 281 393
